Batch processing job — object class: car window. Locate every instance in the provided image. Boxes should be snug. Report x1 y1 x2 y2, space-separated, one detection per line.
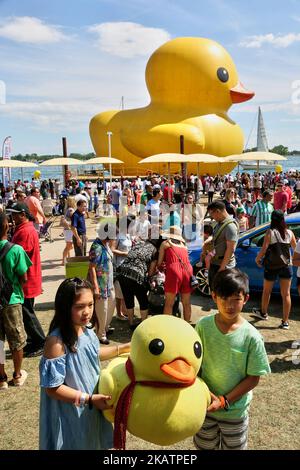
289 224 300 239
250 233 266 247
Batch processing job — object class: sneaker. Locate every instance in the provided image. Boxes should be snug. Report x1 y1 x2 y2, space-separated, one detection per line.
99 337 110 345
279 321 289 330
116 314 128 321
0 374 8 391
13 370 28 387
251 308 268 320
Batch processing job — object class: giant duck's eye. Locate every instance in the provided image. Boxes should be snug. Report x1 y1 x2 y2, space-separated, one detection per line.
217 67 229 83
149 338 165 355
194 341 202 358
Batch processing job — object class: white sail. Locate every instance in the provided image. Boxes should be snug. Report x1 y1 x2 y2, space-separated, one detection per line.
257 106 269 152
242 107 276 171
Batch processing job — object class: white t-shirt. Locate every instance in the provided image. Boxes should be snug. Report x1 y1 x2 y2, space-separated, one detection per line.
294 240 300 277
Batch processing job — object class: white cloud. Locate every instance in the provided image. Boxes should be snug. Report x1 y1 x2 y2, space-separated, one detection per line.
0 100 101 131
88 21 171 58
240 33 300 48
0 16 68 44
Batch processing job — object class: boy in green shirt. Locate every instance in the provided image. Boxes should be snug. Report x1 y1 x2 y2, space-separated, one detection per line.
194 268 270 450
0 213 32 389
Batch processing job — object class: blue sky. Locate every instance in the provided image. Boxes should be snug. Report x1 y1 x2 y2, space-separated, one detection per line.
1 0 300 155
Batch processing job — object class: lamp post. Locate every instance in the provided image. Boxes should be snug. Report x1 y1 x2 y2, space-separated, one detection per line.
107 131 113 192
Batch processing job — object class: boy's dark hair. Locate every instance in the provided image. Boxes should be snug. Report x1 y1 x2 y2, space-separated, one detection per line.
49 278 98 352
204 224 213 235
207 200 226 212
212 268 249 297
153 188 161 197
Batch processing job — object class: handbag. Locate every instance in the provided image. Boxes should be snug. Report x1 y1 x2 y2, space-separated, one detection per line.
263 230 290 270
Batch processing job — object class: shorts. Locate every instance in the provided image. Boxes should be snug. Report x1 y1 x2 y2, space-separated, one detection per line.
164 264 192 295
264 265 293 281
0 303 27 351
64 229 73 243
118 276 149 310
194 415 249 450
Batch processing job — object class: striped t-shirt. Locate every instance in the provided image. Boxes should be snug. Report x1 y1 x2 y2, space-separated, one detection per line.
251 200 273 226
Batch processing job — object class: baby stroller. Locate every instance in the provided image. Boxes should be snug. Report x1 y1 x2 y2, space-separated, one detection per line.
39 216 55 242
148 271 181 318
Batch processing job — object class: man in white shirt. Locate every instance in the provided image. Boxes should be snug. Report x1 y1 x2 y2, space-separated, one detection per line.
146 188 162 225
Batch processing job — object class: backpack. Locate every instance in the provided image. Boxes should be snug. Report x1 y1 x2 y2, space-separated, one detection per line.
0 242 14 309
263 230 291 270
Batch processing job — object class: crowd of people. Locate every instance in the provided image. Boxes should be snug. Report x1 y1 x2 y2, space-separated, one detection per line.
0 167 299 450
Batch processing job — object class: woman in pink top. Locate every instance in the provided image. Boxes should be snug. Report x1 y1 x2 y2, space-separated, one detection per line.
25 188 46 232
157 226 193 323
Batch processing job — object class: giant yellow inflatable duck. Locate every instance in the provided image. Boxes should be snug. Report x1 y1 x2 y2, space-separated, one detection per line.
90 37 254 176
99 315 210 449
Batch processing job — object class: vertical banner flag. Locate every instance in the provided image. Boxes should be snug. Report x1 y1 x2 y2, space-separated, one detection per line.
2 136 12 187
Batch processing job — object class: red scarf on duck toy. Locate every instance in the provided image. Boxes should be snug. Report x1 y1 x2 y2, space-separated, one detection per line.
113 357 196 450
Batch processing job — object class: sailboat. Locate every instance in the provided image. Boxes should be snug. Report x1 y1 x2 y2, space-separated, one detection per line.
241 107 277 171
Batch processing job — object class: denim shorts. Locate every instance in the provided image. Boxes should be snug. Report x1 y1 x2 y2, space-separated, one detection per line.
264 265 293 282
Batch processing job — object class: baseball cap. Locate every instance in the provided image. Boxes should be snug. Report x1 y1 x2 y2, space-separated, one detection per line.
236 207 245 214
6 202 30 217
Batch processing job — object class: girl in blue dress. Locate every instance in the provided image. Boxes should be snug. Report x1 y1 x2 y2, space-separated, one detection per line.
39 277 130 450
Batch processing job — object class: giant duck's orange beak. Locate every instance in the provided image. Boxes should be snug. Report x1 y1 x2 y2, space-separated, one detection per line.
160 358 195 383
230 81 255 103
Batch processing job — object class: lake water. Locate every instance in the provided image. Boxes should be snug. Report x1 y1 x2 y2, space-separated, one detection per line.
6 155 300 184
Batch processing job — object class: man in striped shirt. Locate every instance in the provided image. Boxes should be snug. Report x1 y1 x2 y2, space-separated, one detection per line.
249 190 273 228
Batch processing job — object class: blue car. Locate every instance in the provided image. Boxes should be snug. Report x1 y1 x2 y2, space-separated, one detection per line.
188 212 300 296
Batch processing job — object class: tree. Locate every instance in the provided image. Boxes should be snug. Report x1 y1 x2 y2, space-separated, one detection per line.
269 145 289 156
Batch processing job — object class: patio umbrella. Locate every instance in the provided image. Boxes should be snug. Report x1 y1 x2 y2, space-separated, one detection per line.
223 152 287 172
83 156 124 165
0 159 38 183
0 159 38 168
139 153 190 202
39 157 84 166
186 154 227 200
83 156 124 193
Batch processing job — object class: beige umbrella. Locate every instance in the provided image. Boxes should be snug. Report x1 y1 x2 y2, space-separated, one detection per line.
0 159 38 182
187 154 226 200
139 153 190 202
39 157 84 166
83 156 123 165
83 156 124 193
0 159 38 168
223 152 286 172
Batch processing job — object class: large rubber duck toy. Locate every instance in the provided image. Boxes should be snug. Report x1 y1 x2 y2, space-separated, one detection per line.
99 315 210 449
90 37 254 176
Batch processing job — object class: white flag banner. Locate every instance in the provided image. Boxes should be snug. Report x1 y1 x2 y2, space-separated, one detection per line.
2 135 12 187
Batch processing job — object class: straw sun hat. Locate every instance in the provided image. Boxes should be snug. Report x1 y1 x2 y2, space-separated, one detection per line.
160 225 185 243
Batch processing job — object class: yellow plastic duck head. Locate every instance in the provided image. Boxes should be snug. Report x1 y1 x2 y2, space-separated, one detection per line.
130 315 202 383
146 37 254 112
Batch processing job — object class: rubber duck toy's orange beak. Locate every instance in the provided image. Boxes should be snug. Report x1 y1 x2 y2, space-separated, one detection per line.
230 81 255 103
160 358 195 384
